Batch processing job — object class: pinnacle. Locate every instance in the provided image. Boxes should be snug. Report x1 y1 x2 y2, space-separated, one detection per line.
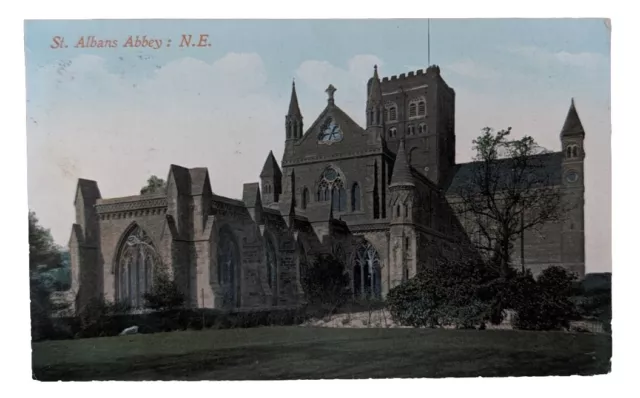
561 98 585 136
390 139 415 187
288 79 302 117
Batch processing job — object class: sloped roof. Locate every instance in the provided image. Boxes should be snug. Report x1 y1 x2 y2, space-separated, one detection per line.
561 99 586 137
288 81 302 117
189 167 210 195
446 152 564 195
260 150 282 178
390 139 415 187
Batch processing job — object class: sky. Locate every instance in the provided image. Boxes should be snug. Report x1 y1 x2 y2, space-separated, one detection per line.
24 19 611 273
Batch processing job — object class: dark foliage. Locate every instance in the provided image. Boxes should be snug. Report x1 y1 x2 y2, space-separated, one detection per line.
38 306 310 340
511 266 579 330
387 257 498 329
140 175 166 195
143 273 185 311
301 253 351 312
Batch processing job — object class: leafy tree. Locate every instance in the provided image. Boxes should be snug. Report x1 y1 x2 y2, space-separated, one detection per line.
29 211 65 339
143 271 185 311
29 211 62 272
140 175 166 195
511 266 579 330
453 127 570 277
301 253 351 313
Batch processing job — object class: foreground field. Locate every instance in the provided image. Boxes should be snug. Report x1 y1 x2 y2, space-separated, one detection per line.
32 327 611 380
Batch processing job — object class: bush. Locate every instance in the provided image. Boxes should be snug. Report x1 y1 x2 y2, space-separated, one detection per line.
387 258 495 329
143 272 185 311
301 254 351 313
76 297 132 338
511 266 579 331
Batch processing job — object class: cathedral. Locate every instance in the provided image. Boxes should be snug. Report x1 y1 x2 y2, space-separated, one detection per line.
67 64 586 313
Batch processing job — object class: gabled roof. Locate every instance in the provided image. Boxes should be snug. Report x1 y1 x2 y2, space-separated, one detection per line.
189 167 210 195
446 152 564 195
168 164 191 195
74 179 101 205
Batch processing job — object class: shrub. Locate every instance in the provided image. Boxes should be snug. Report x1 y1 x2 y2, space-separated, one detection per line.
143 272 185 311
76 297 131 338
301 254 351 313
511 266 579 331
387 258 495 329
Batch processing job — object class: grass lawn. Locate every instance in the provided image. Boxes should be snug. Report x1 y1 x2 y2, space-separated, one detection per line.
32 327 611 381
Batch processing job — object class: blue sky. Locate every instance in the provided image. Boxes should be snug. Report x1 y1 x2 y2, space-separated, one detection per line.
24 19 611 272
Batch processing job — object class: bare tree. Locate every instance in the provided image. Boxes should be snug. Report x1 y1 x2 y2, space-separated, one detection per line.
452 127 570 277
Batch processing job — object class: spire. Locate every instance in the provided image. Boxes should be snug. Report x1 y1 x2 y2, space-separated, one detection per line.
561 98 585 137
260 150 282 178
286 80 303 141
390 139 415 187
287 80 302 118
367 65 382 105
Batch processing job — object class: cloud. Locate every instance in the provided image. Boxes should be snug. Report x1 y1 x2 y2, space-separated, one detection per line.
446 59 500 80
295 54 383 125
509 46 608 71
27 52 286 245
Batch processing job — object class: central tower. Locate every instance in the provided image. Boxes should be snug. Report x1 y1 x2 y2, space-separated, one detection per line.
368 65 456 186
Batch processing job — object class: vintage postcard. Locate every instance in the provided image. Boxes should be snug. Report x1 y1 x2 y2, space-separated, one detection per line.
25 18 611 381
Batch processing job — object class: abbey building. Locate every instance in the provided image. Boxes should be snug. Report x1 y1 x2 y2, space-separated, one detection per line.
67 65 586 312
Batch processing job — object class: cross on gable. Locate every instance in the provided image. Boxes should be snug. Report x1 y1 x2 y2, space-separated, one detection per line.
325 84 337 102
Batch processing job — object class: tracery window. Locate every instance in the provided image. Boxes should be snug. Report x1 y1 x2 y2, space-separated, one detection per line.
217 227 239 309
317 166 346 212
117 225 161 308
353 241 381 299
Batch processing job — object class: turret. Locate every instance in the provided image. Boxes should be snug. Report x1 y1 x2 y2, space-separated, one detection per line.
260 150 283 205
559 98 586 278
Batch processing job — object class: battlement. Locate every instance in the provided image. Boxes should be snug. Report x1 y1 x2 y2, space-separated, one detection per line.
380 65 441 83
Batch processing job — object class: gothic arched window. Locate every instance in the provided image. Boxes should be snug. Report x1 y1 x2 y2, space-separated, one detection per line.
351 182 361 212
572 146 579 158
388 127 397 138
265 238 278 305
353 241 381 299
387 105 397 122
301 187 309 209
407 124 415 136
116 225 161 308
317 166 346 211
217 227 239 309
418 123 427 134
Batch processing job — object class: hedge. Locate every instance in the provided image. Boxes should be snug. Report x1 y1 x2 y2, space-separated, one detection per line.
35 306 310 341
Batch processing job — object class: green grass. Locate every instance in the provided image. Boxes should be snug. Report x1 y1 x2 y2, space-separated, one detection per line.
32 327 611 381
